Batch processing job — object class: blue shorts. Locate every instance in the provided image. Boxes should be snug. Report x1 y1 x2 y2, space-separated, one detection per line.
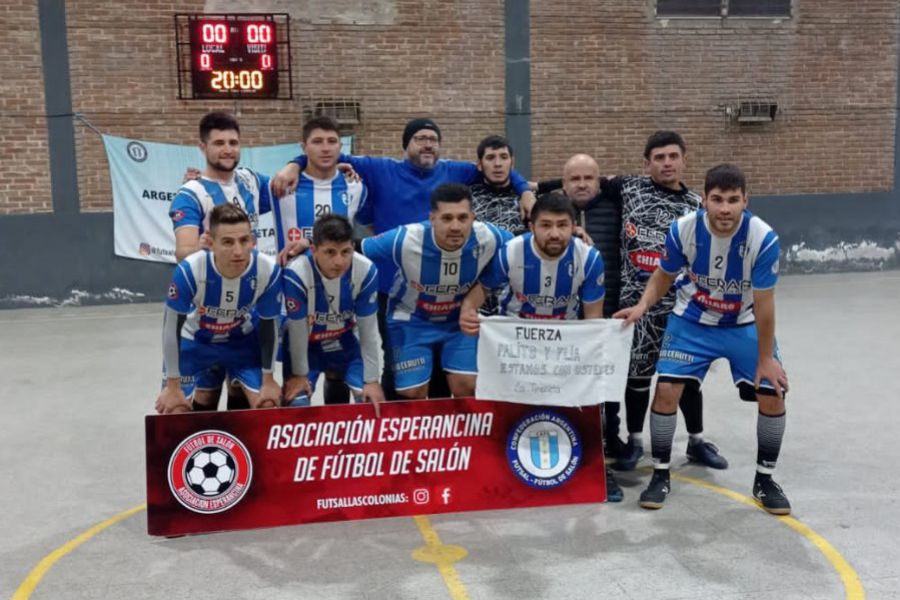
282 332 364 405
179 336 262 399
387 319 476 391
655 315 783 393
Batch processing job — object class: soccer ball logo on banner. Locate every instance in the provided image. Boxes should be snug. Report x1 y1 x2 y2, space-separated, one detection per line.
167 430 253 514
507 410 582 489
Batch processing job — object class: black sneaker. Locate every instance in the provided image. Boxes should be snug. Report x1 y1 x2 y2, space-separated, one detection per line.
753 473 791 515
605 467 624 502
604 435 627 465
686 439 729 470
639 469 670 509
612 438 644 472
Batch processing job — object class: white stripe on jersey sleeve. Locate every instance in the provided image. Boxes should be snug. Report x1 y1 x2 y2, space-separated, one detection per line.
350 253 376 301
254 252 279 303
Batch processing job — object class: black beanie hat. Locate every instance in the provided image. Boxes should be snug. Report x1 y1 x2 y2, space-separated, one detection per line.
402 118 441 149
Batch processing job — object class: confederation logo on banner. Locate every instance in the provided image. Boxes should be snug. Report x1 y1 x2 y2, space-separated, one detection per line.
507 410 581 488
167 430 253 514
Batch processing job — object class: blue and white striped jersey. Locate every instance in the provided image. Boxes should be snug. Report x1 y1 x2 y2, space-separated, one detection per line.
272 172 367 251
481 234 605 320
659 209 779 326
169 168 272 237
166 249 282 343
282 252 379 345
362 221 509 323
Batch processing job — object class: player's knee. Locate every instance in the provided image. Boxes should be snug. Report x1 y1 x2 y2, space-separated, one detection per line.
653 382 683 411
448 374 475 398
757 392 785 415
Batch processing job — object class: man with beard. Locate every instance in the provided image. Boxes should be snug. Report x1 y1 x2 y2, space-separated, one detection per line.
361 183 509 400
459 193 605 322
458 193 622 501
170 112 273 262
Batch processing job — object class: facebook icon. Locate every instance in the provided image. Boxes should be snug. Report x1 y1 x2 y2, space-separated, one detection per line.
441 488 451 505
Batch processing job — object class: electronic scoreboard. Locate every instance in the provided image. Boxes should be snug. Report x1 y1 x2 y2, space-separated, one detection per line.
175 14 291 100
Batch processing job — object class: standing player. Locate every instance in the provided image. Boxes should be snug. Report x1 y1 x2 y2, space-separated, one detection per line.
616 164 790 514
156 204 282 414
361 183 508 399
459 194 623 502
605 131 726 471
470 135 526 235
271 116 367 249
170 112 272 262
281 215 384 411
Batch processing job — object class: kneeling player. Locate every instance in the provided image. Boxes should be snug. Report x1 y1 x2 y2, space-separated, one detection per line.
460 194 628 502
362 183 508 399
282 215 384 411
460 193 605 323
615 164 790 515
156 204 283 413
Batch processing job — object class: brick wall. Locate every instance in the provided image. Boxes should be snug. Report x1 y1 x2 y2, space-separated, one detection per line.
0 3 51 214
530 0 899 194
66 0 507 212
1 1 897 215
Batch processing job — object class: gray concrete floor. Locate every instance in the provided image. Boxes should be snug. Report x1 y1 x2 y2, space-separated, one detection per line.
1 271 899 599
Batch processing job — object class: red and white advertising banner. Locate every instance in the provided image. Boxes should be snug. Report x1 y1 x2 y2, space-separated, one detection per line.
146 398 606 536
476 317 635 406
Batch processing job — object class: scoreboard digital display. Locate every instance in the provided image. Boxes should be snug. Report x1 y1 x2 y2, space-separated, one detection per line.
175 14 291 100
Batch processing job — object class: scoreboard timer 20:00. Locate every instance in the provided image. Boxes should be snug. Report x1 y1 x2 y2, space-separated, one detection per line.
176 14 291 100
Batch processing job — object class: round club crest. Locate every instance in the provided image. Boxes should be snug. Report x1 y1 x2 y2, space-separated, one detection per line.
167 430 252 514
507 410 581 489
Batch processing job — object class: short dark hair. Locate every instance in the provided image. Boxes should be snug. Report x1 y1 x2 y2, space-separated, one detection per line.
643 130 686 159
302 116 341 142
209 203 250 234
476 135 513 160
199 111 240 142
312 214 354 246
430 182 472 211
531 192 576 223
704 163 747 195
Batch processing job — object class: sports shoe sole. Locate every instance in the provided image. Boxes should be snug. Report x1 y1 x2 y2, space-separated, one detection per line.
639 499 666 509
754 498 791 515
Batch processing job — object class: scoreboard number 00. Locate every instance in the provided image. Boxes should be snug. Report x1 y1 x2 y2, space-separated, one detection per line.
176 14 291 100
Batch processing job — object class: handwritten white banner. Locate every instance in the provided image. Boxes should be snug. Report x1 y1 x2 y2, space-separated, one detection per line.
476 316 635 407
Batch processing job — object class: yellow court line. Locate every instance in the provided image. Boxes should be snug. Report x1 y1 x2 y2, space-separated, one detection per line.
11 504 147 600
670 472 866 600
13 481 865 600
411 515 470 600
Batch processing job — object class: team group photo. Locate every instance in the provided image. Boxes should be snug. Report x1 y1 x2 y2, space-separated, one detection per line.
2 2 898 599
